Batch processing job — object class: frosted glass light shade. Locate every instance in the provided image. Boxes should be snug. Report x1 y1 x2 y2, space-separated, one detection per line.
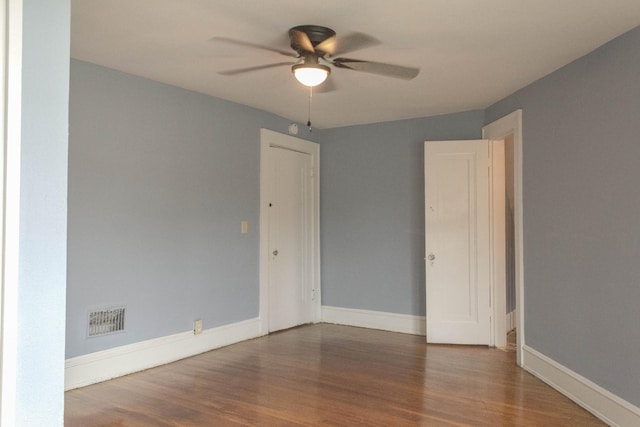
292 64 330 87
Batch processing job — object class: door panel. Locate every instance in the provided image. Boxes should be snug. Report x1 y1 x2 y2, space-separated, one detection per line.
268 146 313 332
425 140 491 345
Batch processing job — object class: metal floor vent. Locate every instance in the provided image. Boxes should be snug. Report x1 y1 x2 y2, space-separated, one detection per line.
88 306 126 337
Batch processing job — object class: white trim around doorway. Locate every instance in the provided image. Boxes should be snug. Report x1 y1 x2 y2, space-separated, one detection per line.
482 109 524 366
258 129 321 336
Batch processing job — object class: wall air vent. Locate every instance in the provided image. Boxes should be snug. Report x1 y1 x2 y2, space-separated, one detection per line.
88 306 126 337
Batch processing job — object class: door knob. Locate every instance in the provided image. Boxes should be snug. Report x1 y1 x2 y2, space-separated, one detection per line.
272 250 279 256
427 253 435 261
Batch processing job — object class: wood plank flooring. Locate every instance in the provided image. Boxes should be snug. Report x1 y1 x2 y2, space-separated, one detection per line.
65 324 604 426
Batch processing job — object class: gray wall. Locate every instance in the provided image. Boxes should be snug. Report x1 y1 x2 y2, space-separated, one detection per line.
17 0 69 424
319 112 484 316
67 60 319 357
486 26 640 407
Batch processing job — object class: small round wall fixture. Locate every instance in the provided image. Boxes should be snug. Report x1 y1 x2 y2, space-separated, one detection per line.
288 123 299 135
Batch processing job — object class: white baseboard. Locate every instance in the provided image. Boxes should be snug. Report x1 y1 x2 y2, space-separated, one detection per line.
523 345 640 427
65 308 424 391
322 306 426 336
65 317 262 391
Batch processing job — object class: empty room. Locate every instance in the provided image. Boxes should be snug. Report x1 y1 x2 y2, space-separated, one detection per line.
2 1 640 426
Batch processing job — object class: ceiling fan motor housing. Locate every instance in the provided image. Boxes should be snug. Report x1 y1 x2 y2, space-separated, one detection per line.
289 25 336 55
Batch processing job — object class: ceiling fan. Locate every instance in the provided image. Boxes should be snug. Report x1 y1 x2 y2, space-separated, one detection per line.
214 25 420 88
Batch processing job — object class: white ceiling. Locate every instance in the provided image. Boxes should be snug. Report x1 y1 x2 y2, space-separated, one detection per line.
71 1 640 129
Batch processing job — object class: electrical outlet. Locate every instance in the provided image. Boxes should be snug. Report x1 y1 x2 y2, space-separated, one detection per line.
193 319 203 335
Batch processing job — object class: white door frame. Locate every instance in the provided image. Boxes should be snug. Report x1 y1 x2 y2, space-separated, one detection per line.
258 128 321 335
1 0 23 423
483 110 524 366
489 140 506 348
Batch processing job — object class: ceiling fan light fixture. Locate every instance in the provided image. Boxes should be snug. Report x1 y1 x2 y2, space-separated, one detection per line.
292 63 330 87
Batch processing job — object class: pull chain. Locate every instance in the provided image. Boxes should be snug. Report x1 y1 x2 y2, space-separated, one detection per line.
307 86 313 132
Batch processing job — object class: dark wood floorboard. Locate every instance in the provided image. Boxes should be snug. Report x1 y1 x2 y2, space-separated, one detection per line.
65 324 604 426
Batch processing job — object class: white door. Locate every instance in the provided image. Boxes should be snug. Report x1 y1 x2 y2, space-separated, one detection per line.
268 146 313 331
425 140 491 345
261 130 318 333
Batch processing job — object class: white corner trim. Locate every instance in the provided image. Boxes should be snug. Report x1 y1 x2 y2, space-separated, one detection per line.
322 306 426 336
522 345 640 427
65 317 261 391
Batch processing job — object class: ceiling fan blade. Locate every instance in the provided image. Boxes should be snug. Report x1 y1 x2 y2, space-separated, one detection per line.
314 35 337 56
289 29 315 54
332 58 419 80
211 36 298 58
325 33 381 57
218 61 295 76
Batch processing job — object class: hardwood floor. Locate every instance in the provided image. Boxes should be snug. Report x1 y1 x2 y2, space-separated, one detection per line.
65 324 604 426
